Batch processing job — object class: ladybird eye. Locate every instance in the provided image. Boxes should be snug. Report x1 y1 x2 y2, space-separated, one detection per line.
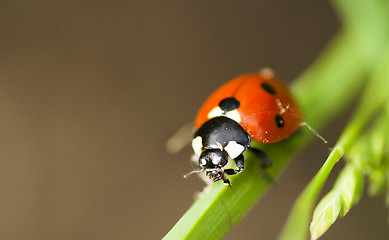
275 114 284 128
200 158 208 167
261 82 276 95
219 97 240 112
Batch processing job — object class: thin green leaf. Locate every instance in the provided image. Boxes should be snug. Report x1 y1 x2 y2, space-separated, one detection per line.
348 110 388 155
347 134 373 172
368 167 386 196
338 165 364 216
310 192 341 240
310 165 363 240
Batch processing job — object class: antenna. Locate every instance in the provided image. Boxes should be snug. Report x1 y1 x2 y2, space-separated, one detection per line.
183 169 203 179
300 122 328 144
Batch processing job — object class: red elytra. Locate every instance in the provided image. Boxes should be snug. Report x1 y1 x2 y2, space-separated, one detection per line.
194 72 303 144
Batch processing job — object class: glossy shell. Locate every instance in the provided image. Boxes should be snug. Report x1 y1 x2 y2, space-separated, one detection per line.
194 73 303 143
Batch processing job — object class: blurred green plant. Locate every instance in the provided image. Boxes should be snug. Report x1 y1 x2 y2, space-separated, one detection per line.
164 0 389 239
282 46 389 240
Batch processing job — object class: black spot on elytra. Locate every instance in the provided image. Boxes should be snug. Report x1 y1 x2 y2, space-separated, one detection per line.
275 114 284 128
261 82 276 95
219 97 240 112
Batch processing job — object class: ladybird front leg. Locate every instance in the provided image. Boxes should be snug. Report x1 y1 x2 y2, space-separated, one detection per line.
222 178 231 187
207 170 228 185
248 147 273 183
211 175 231 187
224 154 245 175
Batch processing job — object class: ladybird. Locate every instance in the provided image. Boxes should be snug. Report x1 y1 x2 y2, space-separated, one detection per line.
188 69 304 186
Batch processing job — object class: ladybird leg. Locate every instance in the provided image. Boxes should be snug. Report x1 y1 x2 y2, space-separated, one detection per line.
248 148 274 183
211 175 231 187
222 178 232 187
166 121 194 154
248 147 272 168
224 154 245 175
212 175 222 182
215 170 233 187
208 170 224 183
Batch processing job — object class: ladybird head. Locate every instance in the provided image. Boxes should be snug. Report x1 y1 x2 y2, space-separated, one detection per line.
199 149 228 169
184 148 231 185
197 149 230 183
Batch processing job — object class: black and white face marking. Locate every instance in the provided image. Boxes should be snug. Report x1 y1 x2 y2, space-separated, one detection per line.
194 116 250 155
207 97 242 123
192 116 250 185
192 117 249 159
192 137 245 160
199 149 228 168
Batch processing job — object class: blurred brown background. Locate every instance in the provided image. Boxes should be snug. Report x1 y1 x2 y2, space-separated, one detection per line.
0 1 388 239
